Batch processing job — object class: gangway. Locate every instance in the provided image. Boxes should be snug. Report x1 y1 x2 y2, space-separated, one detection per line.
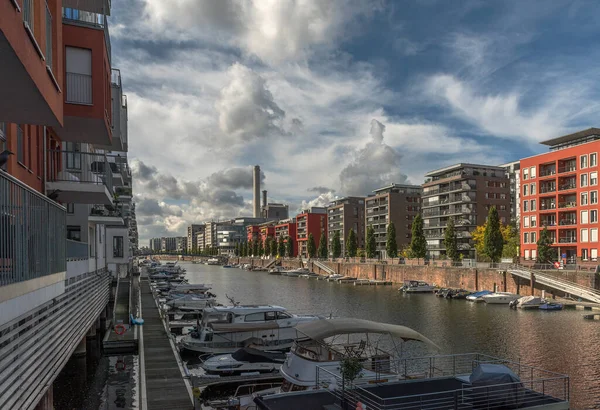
313 260 336 275
264 259 279 269
508 265 600 304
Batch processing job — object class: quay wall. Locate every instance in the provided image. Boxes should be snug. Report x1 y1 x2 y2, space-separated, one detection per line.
235 258 599 297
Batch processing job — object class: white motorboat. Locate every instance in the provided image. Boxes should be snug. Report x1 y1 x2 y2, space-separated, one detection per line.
165 294 216 310
207 258 220 265
400 280 436 293
201 347 286 376
282 268 310 277
509 295 546 309
466 290 493 302
180 305 323 355
481 292 521 304
170 283 212 292
325 274 343 280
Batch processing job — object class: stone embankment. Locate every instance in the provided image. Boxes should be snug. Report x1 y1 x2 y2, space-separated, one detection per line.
236 257 599 297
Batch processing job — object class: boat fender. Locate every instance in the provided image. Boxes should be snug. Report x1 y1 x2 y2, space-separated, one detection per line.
356 402 366 409
115 359 126 371
115 324 127 335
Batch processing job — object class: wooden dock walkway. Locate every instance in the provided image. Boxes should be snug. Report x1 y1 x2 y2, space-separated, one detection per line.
140 279 192 410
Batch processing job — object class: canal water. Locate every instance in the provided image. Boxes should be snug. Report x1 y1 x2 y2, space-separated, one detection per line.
55 262 599 409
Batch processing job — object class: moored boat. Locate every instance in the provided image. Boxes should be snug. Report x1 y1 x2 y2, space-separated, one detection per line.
399 280 436 293
481 292 520 304
539 302 564 311
466 290 493 302
201 347 286 376
509 296 546 309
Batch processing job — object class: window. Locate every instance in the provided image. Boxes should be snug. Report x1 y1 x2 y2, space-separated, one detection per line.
524 250 530 260
500 193 506 199
66 47 93 104
530 183 536 195
531 216 537 227
592 191 598 205
592 210 598 223
591 172 598 186
523 168 529 180
66 142 81 169
581 173 588 187
531 249 537 260
592 248 598 260
581 192 588 206
531 232 537 243
523 217 529 228
581 155 588 169
581 210 589 224
582 249 589 260
245 312 265 322
17 124 24 164
523 185 528 196
523 233 529 243
581 229 589 243
265 311 277 321
531 200 536 211
277 311 292 319
591 153 597 167
592 228 598 242
67 203 74 214
113 236 123 257
67 226 81 241
530 166 536 178
523 201 528 212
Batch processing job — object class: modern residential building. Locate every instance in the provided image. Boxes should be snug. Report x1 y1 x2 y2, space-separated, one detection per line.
176 237 187 253
520 128 600 264
500 161 522 225
0 1 130 408
196 231 206 251
215 224 246 255
205 222 221 249
187 224 205 253
327 197 365 256
161 237 178 252
422 164 511 259
259 222 276 245
296 207 327 258
365 184 422 258
150 237 162 251
247 225 260 243
274 219 298 257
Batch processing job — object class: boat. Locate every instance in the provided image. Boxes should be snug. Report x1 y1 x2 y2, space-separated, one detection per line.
268 266 285 275
325 273 343 280
509 296 546 309
201 347 286 376
222 265 233 268
165 294 216 310
207 258 220 265
299 272 318 278
282 268 310 277
539 302 564 311
180 305 324 354
399 280 436 293
449 289 472 299
200 378 283 410
481 292 521 304
435 288 449 297
466 290 493 302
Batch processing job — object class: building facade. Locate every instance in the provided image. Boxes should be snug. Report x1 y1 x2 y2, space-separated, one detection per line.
161 237 177 252
176 237 187 253
274 220 298 257
187 224 205 253
520 128 600 264
500 161 522 225
365 184 422 258
327 197 365 256
150 237 162 251
262 203 289 220
296 207 327 258
422 164 511 259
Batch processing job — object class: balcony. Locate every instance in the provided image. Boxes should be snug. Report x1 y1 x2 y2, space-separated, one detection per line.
0 171 66 286
558 237 577 244
557 162 576 174
89 204 124 225
46 150 114 205
539 184 556 195
63 0 111 15
558 178 576 192
539 200 557 211
539 166 556 178
0 0 63 127
558 218 577 226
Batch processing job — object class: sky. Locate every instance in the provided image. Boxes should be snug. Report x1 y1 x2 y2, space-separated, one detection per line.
109 0 600 245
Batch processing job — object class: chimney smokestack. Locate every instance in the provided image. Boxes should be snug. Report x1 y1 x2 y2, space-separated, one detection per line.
253 165 260 218
262 190 267 209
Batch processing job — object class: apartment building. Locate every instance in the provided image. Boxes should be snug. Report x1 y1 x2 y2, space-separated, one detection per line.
520 128 600 264
275 219 297 257
196 231 206 251
187 224 205 253
0 1 130 408
150 237 162 251
365 184 422 258
327 197 365 256
176 237 187 253
296 207 327 258
215 224 246 255
422 164 511 259
500 161 522 225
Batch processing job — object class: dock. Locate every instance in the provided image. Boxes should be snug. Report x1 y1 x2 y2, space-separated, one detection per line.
353 279 393 286
140 279 193 410
103 276 139 354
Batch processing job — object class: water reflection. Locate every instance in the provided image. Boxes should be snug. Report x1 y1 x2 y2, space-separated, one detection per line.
185 262 600 410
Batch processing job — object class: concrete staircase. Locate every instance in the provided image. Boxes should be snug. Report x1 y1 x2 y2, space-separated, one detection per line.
313 260 336 275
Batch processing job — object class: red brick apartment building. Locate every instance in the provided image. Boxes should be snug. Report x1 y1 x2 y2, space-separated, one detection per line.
274 220 297 257
520 128 600 264
296 207 327 257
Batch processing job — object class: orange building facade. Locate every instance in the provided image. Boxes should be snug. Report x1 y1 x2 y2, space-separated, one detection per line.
275 221 297 257
296 211 327 257
520 128 600 264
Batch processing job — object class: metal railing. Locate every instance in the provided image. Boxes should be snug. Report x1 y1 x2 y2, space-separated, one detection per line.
47 150 114 195
539 168 556 177
316 353 569 410
558 237 577 243
45 2 53 70
557 165 576 174
66 72 92 104
16 125 24 164
558 183 576 191
22 0 34 29
67 239 88 260
557 201 576 209
0 171 66 286
539 186 556 194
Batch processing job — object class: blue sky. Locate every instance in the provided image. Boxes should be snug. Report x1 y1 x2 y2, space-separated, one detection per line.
109 0 600 243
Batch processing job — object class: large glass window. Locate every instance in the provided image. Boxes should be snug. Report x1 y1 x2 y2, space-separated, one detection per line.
581 155 588 169
581 229 589 243
592 210 598 223
531 216 537 227
523 185 528 196
581 192 588 206
245 312 265 322
592 191 598 205
66 142 81 169
523 233 529 243
581 210 589 224
530 167 536 178
592 228 598 242
581 173 588 187
67 226 81 241
591 153 598 167
113 236 123 258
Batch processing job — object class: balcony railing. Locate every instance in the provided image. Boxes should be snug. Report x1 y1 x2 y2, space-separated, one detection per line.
45 2 53 70
23 0 34 29
539 168 556 177
558 201 576 209
558 219 577 226
539 186 556 194
47 150 114 195
558 183 576 191
540 202 556 210
66 72 93 104
1 171 66 286
90 204 122 218
558 237 577 243
67 239 88 260
558 164 576 174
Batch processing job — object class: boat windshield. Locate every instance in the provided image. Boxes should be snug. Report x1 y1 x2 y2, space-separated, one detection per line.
203 312 232 326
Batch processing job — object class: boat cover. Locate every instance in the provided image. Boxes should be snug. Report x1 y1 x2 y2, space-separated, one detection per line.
231 347 286 363
517 296 545 306
295 318 439 350
469 364 523 406
469 364 520 385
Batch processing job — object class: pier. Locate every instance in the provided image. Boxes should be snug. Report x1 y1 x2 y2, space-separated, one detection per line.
103 275 139 354
140 278 193 410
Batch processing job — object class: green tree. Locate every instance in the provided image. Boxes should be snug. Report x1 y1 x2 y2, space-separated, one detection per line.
318 231 328 258
278 236 285 257
240 242 246 257
536 226 554 263
252 240 259 257
234 243 240 256
332 231 342 258
258 240 264 256
483 206 504 263
386 222 398 258
410 213 427 262
270 237 277 257
502 223 519 259
285 236 294 257
264 238 271 258
444 218 459 262
346 229 358 257
307 233 317 258
365 226 377 258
